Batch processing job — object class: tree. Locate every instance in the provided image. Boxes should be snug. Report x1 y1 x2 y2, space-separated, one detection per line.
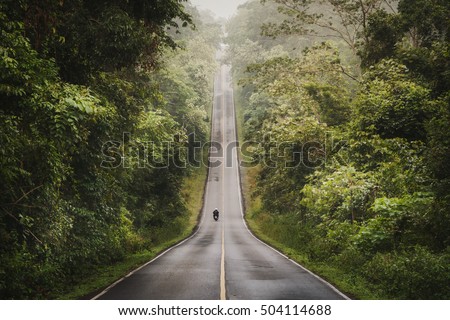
226 0 450 300
261 0 397 56
353 59 433 141
242 43 352 126
13 0 193 83
0 0 220 298
359 9 402 67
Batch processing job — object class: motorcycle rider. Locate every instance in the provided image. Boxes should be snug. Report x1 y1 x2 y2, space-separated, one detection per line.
213 208 219 220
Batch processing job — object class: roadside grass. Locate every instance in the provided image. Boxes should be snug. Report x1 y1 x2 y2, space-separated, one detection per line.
233 85 379 300
61 238 186 300
245 206 380 300
59 78 215 300
59 164 208 300
182 166 208 230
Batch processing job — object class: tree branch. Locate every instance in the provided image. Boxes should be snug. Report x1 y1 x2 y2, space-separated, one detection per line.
1 208 43 245
14 185 44 205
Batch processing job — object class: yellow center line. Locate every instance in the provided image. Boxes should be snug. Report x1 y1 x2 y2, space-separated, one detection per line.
220 65 227 300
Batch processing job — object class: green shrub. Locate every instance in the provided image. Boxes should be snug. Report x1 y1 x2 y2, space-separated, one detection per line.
364 246 450 299
333 246 368 274
353 193 435 253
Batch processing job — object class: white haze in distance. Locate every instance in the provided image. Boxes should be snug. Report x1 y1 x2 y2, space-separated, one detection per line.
190 0 249 18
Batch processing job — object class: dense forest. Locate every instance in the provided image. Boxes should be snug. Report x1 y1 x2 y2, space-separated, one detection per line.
0 0 219 298
1 0 449 300
227 0 449 299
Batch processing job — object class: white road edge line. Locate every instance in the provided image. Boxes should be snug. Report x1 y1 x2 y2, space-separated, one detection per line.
228 64 351 301
92 213 207 300
220 65 227 300
92 193 209 300
92 64 350 301
91 72 220 301
220 227 226 300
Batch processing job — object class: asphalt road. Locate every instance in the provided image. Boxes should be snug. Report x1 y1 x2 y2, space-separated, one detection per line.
95 64 348 300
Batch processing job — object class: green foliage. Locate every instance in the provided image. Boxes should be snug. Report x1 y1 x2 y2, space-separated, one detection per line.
353 60 433 141
0 0 218 299
361 9 402 68
302 166 376 224
398 0 450 48
230 0 450 299
426 95 450 184
364 246 450 299
354 193 434 253
261 0 397 55
256 111 328 213
240 42 353 136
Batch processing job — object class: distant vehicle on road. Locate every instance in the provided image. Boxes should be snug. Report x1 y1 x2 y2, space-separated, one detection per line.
213 208 219 221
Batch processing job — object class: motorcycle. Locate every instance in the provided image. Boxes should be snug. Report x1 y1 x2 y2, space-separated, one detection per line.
213 210 219 221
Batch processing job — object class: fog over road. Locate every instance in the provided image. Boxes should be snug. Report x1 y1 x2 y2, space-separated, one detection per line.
95 64 348 300
190 0 247 18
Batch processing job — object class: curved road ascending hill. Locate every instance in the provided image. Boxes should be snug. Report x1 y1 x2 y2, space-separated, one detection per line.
95 64 349 300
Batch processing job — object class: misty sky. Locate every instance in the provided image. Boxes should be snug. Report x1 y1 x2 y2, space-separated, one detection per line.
190 0 249 18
